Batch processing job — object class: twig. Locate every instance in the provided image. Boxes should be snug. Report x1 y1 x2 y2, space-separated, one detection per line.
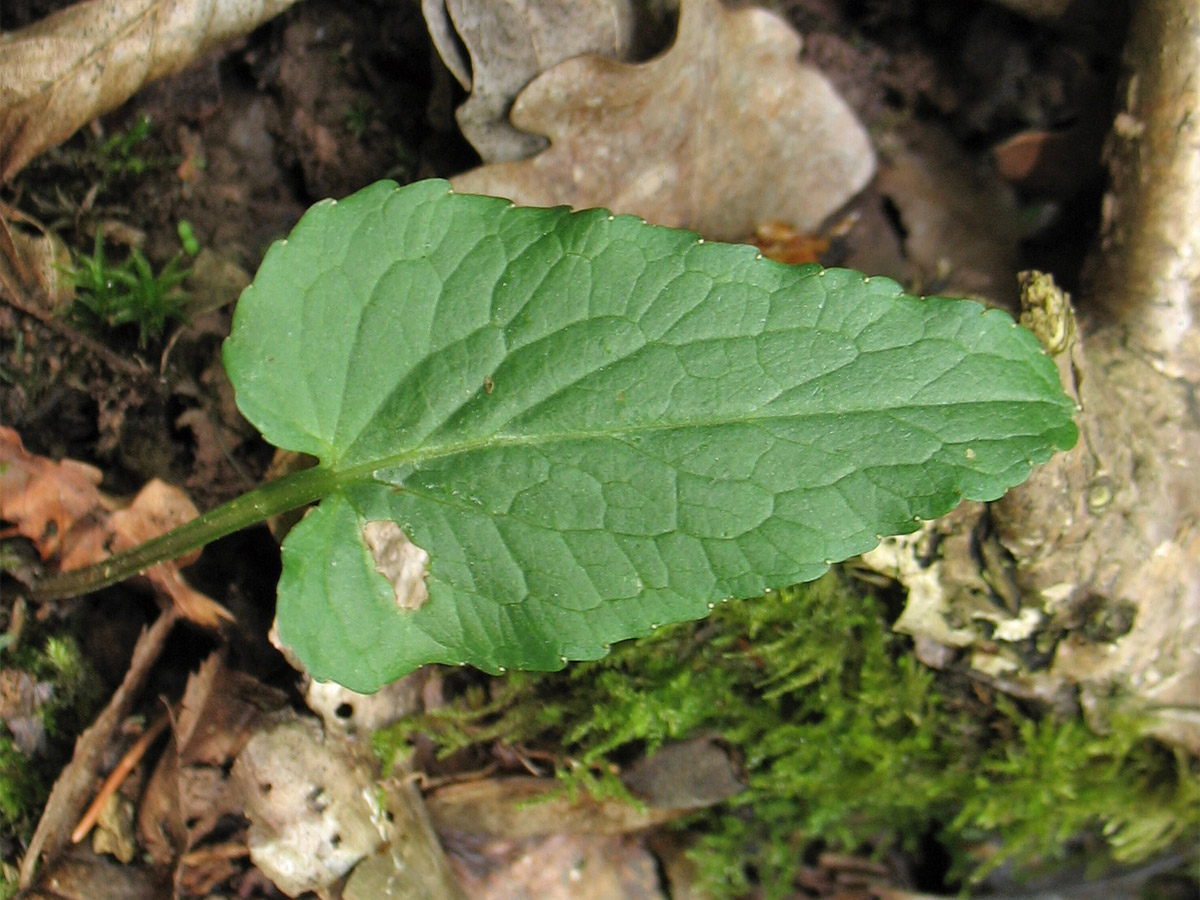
1 276 153 381
71 711 170 844
19 607 178 888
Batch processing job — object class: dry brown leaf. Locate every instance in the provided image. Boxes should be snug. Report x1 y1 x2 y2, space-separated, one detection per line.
0 206 75 312
423 0 635 162
875 123 1024 306
0 0 303 182
138 653 285 878
447 833 664 900
429 777 680 839
0 425 106 560
751 220 831 265
450 0 875 240
20 845 170 900
427 741 740 840
0 425 230 627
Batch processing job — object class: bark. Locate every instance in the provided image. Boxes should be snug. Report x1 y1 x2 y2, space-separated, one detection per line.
873 0 1200 752
1089 0 1200 382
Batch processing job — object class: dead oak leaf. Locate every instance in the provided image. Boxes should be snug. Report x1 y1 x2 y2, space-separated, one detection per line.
1 425 105 560
423 0 636 162
0 425 230 627
0 0 302 181
451 0 875 240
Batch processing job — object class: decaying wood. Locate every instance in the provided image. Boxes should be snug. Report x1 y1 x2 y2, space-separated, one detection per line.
870 0 1200 753
1088 0 1200 383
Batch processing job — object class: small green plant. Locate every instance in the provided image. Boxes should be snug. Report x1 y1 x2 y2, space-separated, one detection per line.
32 179 1078 692
344 98 376 138
92 114 172 183
382 574 1199 897
65 224 195 346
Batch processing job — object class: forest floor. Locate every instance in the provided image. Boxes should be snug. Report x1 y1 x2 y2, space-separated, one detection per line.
1 1 1197 898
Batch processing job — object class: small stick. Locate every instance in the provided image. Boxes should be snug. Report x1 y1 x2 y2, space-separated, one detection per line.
0 286 153 382
71 712 170 844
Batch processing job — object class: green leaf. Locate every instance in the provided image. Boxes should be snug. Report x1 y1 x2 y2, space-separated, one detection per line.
224 179 1077 691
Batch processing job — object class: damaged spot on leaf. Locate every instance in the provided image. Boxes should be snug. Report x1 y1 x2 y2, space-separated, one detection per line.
361 520 430 611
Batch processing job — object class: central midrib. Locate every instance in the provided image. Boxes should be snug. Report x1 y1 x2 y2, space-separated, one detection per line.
330 396 1052 488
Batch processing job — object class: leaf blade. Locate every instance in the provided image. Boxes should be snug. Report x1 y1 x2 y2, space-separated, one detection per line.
227 179 1077 690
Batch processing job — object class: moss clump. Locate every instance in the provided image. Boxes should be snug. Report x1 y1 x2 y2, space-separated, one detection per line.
379 572 1199 897
1 632 102 878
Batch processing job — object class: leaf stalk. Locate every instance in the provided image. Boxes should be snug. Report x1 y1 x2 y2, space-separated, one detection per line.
30 466 340 602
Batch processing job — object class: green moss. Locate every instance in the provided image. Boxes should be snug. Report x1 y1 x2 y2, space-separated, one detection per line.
64 227 193 347
954 702 1200 875
380 572 1198 897
0 737 38 829
0 631 102 865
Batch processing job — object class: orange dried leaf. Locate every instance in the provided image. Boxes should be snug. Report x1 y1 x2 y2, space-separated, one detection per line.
0 425 230 626
0 425 105 559
751 220 830 265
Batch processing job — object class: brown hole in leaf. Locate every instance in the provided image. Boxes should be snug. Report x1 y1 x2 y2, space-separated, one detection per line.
362 520 430 611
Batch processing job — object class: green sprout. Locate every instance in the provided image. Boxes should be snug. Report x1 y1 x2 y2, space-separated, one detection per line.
65 223 197 346
96 114 154 179
344 98 376 138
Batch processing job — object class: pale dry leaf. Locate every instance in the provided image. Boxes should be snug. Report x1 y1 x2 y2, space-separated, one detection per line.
450 0 875 240
0 0 303 181
305 671 426 735
0 425 230 627
0 208 75 312
341 776 469 900
233 712 466 900
423 0 635 162
0 669 56 756
447 833 664 900
361 519 430 612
